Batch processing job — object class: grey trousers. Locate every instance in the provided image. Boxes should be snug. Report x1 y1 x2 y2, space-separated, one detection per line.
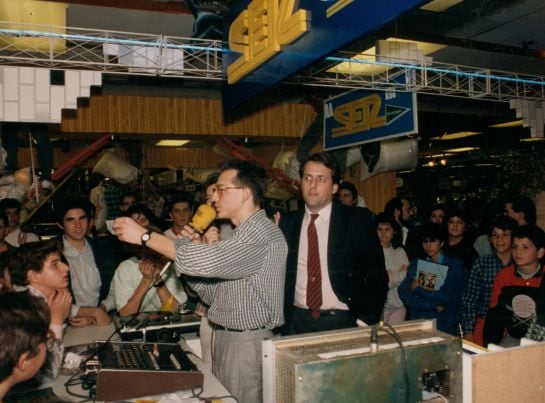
212 327 272 403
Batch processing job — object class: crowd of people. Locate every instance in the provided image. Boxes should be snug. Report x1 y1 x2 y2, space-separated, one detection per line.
2 151 545 403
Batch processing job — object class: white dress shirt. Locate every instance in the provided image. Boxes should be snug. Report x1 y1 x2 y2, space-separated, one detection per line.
294 202 349 311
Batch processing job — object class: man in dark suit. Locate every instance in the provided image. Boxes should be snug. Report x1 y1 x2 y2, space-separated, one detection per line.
279 152 388 335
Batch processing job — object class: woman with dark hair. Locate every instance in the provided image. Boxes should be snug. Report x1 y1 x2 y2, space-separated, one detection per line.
443 208 478 271
376 213 409 325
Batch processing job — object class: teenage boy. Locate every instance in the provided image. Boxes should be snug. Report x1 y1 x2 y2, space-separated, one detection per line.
0 291 50 400
9 240 72 379
56 198 119 326
164 196 193 239
398 223 468 335
483 225 545 347
461 215 518 346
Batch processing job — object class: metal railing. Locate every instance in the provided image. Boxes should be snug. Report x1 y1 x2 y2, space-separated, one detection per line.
0 21 544 101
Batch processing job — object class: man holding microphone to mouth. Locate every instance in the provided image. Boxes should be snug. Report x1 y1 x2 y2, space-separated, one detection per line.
113 159 287 403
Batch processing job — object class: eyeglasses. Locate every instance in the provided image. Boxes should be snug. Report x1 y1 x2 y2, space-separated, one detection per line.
301 174 331 183
214 186 243 196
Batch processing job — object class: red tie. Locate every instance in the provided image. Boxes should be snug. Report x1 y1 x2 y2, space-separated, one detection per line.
307 213 322 319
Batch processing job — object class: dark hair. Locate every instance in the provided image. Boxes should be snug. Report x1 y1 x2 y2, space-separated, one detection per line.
219 160 268 205
203 173 219 192
429 204 447 219
299 152 341 184
339 181 358 200
0 211 8 227
120 192 138 205
167 194 193 213
8 239 64 287
0 291 50 383
489 214 518 236
376 212 403 248
513 225 545 250
507 196 537 225
420 222 447 244
124 204 162 229
384 197 409 220
0 198 21 213
55 197 92 225
446 208 469 226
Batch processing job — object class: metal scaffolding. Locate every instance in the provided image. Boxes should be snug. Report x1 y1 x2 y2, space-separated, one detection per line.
0 21 544 102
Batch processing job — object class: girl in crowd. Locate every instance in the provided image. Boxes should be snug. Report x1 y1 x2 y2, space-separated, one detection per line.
376 213 409 325
442 208 478 271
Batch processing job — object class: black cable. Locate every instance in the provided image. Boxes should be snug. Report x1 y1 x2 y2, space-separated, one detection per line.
381 323 410 403
191 383 240 403
63 326 120 401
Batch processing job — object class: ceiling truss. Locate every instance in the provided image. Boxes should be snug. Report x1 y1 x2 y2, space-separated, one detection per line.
0 22 544 102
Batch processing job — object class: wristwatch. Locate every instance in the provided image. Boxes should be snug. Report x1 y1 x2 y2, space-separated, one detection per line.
141 230 152 246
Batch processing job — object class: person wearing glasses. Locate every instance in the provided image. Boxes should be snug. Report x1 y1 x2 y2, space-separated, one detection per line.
8 239 72 380
113 159 287 403
279 152 387 335
0 291 51 400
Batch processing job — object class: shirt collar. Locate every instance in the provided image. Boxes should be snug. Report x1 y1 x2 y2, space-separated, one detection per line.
304 201 333 221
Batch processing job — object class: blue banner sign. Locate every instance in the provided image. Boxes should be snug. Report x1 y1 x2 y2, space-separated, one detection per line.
222 0 429 111
324 89 417 150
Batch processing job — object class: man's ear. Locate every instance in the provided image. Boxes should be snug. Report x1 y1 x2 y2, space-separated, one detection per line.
332 183 339 195
27 270 40 284
15 351 30 372
538 247 545 260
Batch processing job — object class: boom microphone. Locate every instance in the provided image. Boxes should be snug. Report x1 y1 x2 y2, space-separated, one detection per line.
189 204 217 234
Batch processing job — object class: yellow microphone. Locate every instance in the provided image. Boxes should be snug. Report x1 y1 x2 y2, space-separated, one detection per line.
189 204 217 234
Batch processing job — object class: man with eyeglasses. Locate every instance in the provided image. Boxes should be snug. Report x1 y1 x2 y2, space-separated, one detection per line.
8 239 72 380
113 159 287 403
279 151 387 335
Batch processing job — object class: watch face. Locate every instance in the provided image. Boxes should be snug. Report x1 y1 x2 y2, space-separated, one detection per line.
142 232 151 242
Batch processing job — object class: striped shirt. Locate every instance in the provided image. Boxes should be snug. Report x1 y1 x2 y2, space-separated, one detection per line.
174 209 287 330
461 253 511 333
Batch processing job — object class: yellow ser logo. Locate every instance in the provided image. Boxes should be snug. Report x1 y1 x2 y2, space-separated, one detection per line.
227 0 310 84
331 94 386 137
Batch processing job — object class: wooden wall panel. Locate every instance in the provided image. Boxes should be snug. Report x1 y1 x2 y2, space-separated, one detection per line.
362 171 397 214
60 95 316 138
343 163 396 213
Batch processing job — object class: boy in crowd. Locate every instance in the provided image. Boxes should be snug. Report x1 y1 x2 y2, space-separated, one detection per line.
56 198 119 326
483 225 545 347
9 240 72 379
0 291 50 400
461 215 517 345
398 223 468 335
164 196 193 239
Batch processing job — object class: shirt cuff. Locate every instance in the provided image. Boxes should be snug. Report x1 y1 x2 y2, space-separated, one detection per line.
356 319 368 327
49 323 64 339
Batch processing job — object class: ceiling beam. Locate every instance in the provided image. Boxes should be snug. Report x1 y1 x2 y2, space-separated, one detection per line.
38 0 192 15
